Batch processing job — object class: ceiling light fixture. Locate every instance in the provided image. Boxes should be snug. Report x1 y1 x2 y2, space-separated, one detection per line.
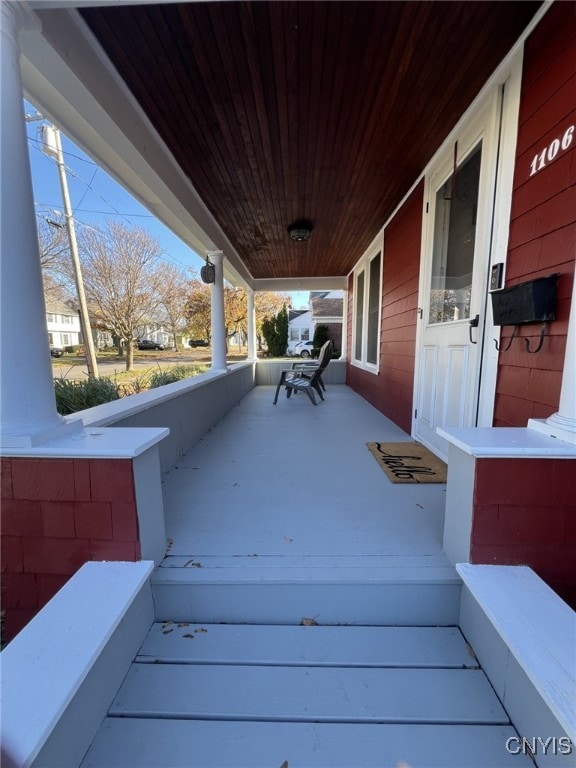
288 221 312 242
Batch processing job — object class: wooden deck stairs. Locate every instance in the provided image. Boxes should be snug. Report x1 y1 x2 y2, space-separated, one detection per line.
80 562 533 768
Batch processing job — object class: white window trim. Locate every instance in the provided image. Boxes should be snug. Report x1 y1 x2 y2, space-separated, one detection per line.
351 235 383 373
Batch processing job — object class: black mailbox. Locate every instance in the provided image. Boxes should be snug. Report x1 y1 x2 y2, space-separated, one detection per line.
490 274 558 327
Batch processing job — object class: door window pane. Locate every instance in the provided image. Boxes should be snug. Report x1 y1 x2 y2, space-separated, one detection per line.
429 144 482 324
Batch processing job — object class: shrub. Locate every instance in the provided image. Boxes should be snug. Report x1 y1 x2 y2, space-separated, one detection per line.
148 364 206 388
125 370 154 394
54 377 120 414
261 305 289 357
64 345 82 355
53 364 208 414
312 324 331 355
149 369 181 388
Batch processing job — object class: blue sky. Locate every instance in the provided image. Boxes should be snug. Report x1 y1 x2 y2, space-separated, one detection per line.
24 99 309 309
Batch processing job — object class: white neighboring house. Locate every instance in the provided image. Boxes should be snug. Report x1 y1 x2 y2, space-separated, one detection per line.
45 299 81 350
310 290 344 353
286 309 314 355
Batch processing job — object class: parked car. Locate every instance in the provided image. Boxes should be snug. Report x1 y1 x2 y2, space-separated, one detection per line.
286 339 313 356
295 340 318 358
285 340 300 356
137 339 165 351
189 339 209 348
50 347 64 358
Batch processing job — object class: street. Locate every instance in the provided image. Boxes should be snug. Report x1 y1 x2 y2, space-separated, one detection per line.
51 350 212 381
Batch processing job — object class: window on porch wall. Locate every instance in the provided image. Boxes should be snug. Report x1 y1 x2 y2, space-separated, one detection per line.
367 255 381 363
355 271 364 360
354 250 382 367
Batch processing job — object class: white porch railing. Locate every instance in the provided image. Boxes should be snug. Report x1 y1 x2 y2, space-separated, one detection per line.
65 360 346 471
69 362 256 471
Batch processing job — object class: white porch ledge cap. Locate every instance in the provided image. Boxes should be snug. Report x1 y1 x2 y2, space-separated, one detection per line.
65 364 251 429
438 426 576 458
457 564 576 740
1 426 169 459
0 560 154 768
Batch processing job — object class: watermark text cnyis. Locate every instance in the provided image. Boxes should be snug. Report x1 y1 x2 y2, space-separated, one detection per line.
505 736 573 757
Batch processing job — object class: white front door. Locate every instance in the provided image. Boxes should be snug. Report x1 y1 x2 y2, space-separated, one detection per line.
415 95 501 459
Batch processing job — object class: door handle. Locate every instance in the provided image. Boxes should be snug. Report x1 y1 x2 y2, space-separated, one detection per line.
469 314 480 344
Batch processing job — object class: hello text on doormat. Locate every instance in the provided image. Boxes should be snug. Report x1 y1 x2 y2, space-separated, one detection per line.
367 441 447 484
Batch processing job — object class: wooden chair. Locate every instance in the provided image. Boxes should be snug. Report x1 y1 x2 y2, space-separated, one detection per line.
273 340 333 405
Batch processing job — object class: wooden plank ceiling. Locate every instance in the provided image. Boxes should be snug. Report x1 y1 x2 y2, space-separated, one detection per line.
80 1 541 281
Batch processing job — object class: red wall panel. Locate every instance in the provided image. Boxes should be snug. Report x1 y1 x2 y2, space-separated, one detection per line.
0 456 141 643
471 457 576 607
494 2 576 427
347 182 424 434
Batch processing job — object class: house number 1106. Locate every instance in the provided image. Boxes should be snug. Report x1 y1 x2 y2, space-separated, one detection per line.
529 125 574 177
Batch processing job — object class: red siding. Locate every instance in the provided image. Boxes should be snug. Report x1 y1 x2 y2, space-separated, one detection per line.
1 456 141 642
493 2 576 427
347 182 424 434
471 457 576 608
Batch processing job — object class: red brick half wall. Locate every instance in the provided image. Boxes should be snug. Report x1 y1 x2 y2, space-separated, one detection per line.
470 457 576 608
1 457 141 642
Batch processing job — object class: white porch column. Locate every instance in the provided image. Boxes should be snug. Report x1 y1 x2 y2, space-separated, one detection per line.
247 288 257 361
0 3 78 449
529 277 576 444
208 251 228 371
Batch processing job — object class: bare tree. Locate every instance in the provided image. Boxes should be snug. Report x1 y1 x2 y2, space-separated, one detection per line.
224 286 247 350
184 279 291 353
185 277 212 342
36 217 74 301
222 287 291 350
155 262 191 350
79 222 164 370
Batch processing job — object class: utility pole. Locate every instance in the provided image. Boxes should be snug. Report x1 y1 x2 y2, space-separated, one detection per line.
39 122 99 379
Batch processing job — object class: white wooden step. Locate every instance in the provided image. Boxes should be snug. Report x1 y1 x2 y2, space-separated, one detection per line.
109 664 507 724
136 622 478 668
159 553 456 569
152 562 461 625
81 720 533 768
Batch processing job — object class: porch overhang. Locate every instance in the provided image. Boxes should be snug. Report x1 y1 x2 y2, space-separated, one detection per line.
20 0 545 288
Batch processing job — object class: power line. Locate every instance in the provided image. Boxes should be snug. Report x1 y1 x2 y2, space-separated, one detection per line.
29 135 200 272
27 135 98 166
35 202 196 272
73 167 99 214
28 135 145 226
76 208 153 218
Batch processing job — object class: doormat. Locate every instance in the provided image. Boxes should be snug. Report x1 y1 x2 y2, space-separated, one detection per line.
367 442 447 484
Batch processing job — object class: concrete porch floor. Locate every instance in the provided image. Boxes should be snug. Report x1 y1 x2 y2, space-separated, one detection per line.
161 384 451 567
